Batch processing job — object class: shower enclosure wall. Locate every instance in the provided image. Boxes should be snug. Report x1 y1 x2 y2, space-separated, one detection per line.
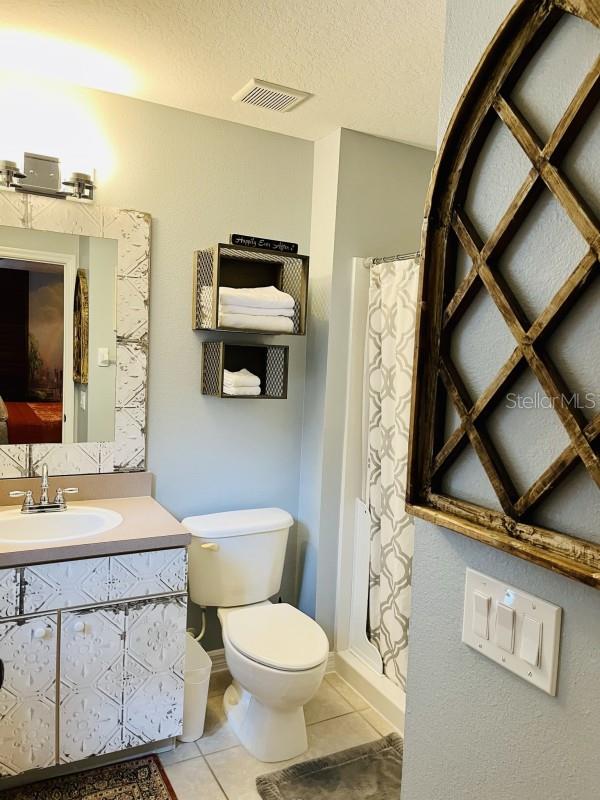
334 255 418 729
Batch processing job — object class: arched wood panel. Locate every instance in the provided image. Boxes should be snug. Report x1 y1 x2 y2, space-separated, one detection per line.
407 0 600 586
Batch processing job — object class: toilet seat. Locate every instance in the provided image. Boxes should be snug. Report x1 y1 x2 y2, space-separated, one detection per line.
223 603 329 672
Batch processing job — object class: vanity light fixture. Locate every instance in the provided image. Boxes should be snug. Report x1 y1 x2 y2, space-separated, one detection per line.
0 159 26 188
0 153 95 201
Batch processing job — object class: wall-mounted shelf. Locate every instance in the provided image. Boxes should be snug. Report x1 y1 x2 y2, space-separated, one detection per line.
192 243 309 336
202 342 289 399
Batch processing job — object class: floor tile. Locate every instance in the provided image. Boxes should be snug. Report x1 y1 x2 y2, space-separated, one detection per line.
197 693 241 755
209 669 232 697
305 710 379 758
159 740 201 766
325 672 370 711
164 754 227 800
304 679 354 725
360 707 401 737
206 711 378 800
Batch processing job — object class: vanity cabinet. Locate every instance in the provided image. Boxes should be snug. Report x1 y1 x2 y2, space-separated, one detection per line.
0 548 188 778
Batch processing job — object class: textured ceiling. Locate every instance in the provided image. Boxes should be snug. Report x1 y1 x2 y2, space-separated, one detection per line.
1 0 445 147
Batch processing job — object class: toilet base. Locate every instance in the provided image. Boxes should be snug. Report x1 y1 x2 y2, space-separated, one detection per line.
223 681 308 762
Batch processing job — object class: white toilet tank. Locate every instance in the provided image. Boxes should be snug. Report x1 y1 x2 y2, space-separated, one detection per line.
183 508 294 608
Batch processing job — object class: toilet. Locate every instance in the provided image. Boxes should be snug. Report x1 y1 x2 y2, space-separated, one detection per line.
183 508 329 762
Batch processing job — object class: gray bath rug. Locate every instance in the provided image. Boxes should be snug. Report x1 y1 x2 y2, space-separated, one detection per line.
256 733 403 800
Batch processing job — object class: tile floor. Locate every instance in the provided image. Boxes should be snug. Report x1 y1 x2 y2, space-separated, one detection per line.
160 671 400 800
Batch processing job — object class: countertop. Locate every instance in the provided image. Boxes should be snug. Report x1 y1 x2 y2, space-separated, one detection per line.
0 495 190 568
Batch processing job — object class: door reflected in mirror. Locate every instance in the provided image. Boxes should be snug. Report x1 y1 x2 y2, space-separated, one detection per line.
0 225 117 446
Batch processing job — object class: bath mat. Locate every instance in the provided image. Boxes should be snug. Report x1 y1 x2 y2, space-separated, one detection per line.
0 755 177 800
256 732 403 800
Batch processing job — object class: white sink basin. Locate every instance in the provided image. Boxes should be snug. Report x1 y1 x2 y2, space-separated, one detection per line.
0 506 123 544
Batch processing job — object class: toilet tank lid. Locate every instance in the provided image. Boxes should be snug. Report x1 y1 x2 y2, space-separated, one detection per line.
183 507 293 539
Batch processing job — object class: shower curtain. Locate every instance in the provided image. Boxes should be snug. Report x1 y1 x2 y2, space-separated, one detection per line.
365 257 419 690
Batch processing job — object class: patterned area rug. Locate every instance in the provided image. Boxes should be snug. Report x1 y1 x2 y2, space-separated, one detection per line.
0 756 177 800
256 733 403 800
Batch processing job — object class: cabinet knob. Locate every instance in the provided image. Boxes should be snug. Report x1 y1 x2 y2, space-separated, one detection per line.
33 627 49 640
73 620 86 634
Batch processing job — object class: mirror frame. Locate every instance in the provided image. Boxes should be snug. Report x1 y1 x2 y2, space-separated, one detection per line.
0 191 150 478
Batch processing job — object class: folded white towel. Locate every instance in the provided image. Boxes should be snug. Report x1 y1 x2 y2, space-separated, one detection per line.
219 285 294 310
219 302 295 318
223 368 260 388
223 385 262 397
219 311 294 334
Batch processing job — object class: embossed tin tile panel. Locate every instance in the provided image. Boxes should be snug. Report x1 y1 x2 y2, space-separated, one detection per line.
123 595 186 744
0 615 57 776
59 606 126 763
0 446 28 479
23 558 110 614
0 196 150 478
108 548 187 600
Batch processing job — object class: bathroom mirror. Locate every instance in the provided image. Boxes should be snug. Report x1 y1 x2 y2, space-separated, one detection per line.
0 225 118 447
0 192 150 478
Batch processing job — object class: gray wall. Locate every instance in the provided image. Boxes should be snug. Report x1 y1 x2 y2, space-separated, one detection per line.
401 3 600 799
58 87 314 647
298 129 434 639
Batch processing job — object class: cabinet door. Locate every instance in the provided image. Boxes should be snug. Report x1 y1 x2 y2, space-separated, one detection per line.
122 595 186 746
0 615 57 776
59 605 126 762
59 595 186 761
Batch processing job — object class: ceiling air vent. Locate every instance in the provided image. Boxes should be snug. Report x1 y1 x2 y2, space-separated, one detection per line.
232 79 311 113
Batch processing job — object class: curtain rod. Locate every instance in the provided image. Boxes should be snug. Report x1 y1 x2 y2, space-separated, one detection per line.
365 250 420 267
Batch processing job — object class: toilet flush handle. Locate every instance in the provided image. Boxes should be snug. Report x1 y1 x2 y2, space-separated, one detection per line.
201 542 219 552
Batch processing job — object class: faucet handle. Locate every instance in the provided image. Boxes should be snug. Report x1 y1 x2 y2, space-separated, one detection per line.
54 487 78 505
9 490 34 508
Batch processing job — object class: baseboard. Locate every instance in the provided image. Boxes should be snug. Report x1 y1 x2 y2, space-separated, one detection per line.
207 648 337 674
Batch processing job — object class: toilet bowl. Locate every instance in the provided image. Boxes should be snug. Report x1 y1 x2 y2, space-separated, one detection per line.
183 508 330 762
218 603 329 762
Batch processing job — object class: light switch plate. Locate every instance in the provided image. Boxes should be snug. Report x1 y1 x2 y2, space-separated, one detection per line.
462 569 562 696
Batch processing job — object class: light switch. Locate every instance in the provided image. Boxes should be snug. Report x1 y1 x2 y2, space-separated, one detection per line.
520 616 542 667
472 591 490 639
495 602 515 653
462 569 561 695
97 347 110 367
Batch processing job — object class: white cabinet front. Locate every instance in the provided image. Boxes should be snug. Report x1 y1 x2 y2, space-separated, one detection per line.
0 616 57 776
59 595 186 762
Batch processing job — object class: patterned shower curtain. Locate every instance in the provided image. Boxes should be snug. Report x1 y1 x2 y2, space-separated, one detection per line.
366 257 419 690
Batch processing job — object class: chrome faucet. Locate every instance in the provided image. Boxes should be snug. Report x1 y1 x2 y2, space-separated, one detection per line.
40 463 49 506
9 463 78 514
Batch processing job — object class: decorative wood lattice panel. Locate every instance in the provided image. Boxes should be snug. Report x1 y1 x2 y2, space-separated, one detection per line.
407 0 600 586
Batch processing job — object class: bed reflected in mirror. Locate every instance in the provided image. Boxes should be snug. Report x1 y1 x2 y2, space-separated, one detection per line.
0 225 117 446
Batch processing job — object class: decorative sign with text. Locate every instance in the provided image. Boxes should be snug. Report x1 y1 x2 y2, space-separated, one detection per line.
229 233 298 254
